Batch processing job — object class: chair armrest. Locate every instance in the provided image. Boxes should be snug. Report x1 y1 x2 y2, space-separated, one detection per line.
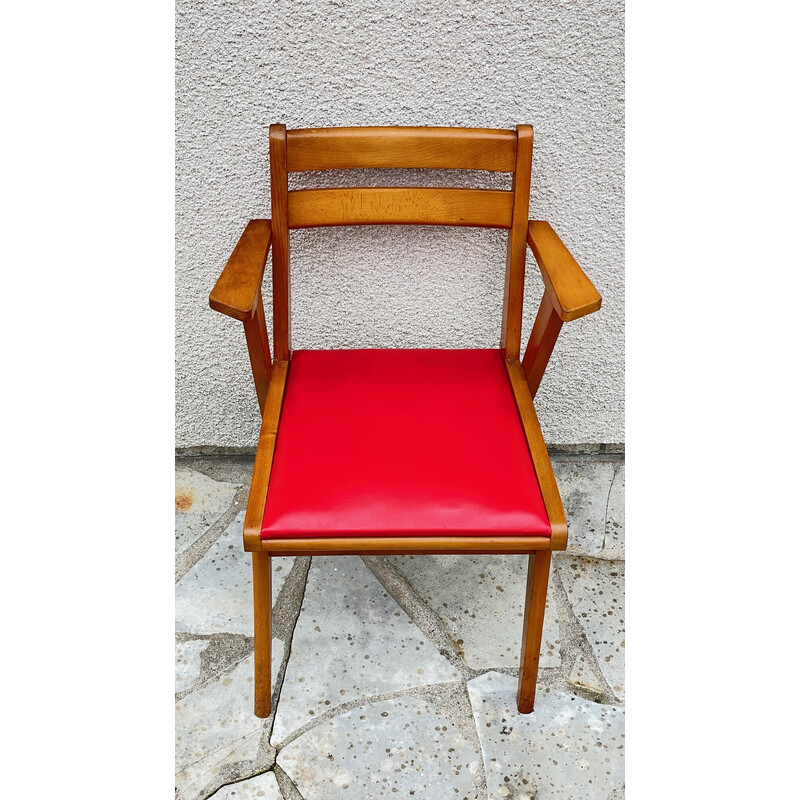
527 221 601 322
209 220 272 322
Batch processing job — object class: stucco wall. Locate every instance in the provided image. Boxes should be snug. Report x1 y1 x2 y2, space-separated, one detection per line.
176 0 624 449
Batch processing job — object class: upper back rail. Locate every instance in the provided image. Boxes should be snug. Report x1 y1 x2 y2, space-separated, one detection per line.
285 126 518 173
269 123 533 361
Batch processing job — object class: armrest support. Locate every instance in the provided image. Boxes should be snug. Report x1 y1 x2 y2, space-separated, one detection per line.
209 219 272 322
527 221 601 322
522 221 601 398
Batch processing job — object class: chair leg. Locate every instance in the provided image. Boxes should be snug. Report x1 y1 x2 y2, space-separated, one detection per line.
517 550 552 714
252 552 271 718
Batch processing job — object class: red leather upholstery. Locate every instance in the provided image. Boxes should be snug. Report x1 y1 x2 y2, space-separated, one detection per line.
261 349 551 539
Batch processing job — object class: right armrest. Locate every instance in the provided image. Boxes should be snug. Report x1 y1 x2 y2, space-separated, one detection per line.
209 219 272 321
527 221 601 322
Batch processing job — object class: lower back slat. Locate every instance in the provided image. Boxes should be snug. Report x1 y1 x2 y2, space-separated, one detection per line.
287 187 514 229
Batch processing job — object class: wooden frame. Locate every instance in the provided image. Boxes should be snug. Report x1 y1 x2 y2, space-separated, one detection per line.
209 124 601 718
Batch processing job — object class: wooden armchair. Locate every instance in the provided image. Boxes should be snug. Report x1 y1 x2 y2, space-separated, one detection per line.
209 124 601 718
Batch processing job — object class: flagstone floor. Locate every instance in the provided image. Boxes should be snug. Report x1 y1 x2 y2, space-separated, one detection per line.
175 452 625 800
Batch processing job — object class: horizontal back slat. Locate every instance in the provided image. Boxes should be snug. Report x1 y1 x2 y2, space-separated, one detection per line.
287 187 514 229
286 127 518 173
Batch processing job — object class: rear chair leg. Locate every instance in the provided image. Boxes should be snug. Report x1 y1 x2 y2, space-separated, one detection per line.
252 552 271 718
517 550 552 713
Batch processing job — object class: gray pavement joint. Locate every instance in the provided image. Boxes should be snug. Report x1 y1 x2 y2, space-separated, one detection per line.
255 740 278 776
206 756 269 800
600 464 617 553
360 555 472 678
177 726 266 800
406 680 489 796
270 557 312 642
176 454 256 486
548 555 619 705
204 770 282 800
273 764 306 800
259 558 312 753
176 456 625 797
557 556 625 702
601 461 624 555
176 486 250 583
175 633 253 703
273 681 474 752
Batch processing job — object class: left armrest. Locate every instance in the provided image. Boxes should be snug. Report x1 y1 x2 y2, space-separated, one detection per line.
527 221 601 322
209 219 272 322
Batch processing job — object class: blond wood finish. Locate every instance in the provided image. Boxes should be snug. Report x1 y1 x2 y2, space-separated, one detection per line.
252 551 271 717
517 550 551 713
286 126 518 172
287 187 514 229
243 288 272 414
528 221 601 322
260 535 553 556
504 358 568 550
243 361 289 552
209 125 606 718
269 125 291 361
501 126 533 360
209 219 272 322
522 292 563 399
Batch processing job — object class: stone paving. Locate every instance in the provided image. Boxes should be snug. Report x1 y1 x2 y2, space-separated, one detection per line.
175 453 625 799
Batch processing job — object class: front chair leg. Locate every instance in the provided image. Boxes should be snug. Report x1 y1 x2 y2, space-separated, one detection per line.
252 552 272 718
517 550 552 713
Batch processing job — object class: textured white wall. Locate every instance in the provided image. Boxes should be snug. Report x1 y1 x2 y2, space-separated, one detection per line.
176 0 624 449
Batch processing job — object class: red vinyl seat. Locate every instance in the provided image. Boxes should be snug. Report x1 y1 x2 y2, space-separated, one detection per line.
261 348 551 539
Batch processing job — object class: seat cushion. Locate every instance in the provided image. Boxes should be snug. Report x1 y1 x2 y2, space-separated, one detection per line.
261 349 551 539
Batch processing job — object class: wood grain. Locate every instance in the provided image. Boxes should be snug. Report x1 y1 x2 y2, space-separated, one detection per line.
501 125 533 359
521 291 563 399
504 358 568 550
528 221 601 322
213 125 604 719
269 124 291 360
287 187 513 229
517 550 552 713
208 219 272 322
242 288 272 414
260 535 553 556
252 551 271 717
242 360 289 552
286 126 517 172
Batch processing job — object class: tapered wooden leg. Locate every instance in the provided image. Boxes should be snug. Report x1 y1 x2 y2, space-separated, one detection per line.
517 550 552 713
252 552 271 718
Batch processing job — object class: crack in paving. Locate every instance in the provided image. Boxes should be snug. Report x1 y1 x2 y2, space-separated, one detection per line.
273 556 491 794
274 763 305 800
256 557 312 765
178 727 265 800
176 486 250 583
177 557 311 799
176 456 625 797
204 751 268 799
270 557 312 642
601 461 623 554
359 552 622 775
200 769 281 800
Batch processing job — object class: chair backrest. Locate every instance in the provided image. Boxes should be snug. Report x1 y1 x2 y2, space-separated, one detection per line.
268 124 533 362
